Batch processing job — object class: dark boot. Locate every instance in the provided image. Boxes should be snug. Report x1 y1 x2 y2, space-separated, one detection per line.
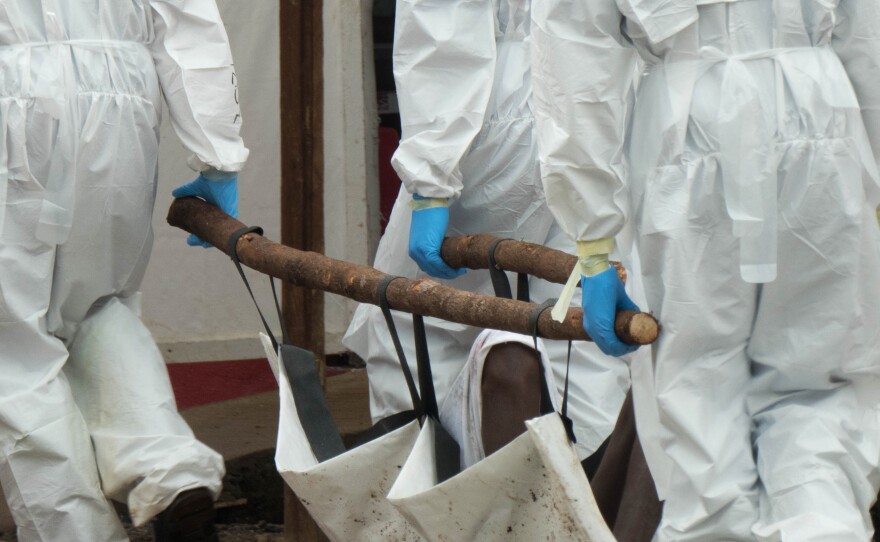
153 488 218 542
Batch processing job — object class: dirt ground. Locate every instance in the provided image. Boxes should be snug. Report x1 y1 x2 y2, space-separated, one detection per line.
123 523 283 542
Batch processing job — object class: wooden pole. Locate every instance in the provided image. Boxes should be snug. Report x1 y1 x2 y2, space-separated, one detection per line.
279 0 326 539
441 233 626 285
167 198 660 345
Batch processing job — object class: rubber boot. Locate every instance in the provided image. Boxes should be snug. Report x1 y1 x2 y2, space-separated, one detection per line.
152 488 218 542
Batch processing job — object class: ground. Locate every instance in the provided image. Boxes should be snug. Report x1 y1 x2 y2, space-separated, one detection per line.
124 523 283 542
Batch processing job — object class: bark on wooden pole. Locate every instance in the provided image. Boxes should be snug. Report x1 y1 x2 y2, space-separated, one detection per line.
167 198 659 345
441 233 626 285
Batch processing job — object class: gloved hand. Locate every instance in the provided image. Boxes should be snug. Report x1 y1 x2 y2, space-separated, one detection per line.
172 172 239 248
408 195 466 279
577 240 641 357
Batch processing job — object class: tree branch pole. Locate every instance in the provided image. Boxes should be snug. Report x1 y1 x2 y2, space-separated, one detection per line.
441 234 627 285
167 198 659 345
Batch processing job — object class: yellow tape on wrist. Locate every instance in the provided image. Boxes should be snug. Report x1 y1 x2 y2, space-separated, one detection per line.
550 238 615 323
410 197 449 211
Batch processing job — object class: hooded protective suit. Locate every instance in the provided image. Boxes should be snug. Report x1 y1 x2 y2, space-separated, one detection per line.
343 0 633 461
0 1 247 539
531 0 880 540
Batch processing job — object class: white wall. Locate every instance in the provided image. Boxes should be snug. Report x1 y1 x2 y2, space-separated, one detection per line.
323 0 381 354
143 1 380 361
141 0 282 363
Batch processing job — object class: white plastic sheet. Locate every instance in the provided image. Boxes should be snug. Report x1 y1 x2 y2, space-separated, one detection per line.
388 414 615 542
262 334 423 542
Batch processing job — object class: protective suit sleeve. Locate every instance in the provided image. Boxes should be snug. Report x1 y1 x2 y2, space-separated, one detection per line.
530 0 638 242
833 0 880 173
390 0 496 199
149 0 249 173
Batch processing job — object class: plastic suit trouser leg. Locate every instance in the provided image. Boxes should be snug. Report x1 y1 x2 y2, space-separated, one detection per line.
0 102 224 536
66 298 225 526
640 203 880 541
746 202 880 541
0 194 128 541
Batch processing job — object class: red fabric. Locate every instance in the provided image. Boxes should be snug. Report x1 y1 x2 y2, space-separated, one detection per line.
167 359 277 410
378 126 402 233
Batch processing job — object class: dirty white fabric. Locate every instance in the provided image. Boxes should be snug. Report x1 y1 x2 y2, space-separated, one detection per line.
66 298 226 525
263 334 424 542
0 1 246 538
387 414 616 542
438 329 562 469
343 0 631 461
531 0 880 540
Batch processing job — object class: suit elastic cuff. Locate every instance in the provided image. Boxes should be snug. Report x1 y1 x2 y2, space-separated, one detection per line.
201 168 238 181
411 195 449 211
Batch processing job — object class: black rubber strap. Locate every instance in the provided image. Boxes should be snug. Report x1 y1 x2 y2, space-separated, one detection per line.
279 344 346 461
487 238 531 302
374 280 459 478
489 239 530 303
376 276 422 415
516 271 531 303
529 300 577 444
488 238 514 299
433 414 462 484
528 300 556 415
227 225 345 461
228 226 279 348
412 314 439 419
528 300 555 350
560 340 576 444
412 314 461 482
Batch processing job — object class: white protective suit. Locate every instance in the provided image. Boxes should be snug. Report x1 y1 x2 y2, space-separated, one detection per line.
0 1 247 539
343 0 632 461
531 0 880 540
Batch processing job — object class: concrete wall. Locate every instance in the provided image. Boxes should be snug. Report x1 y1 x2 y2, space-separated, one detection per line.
322 0 381 354
141 0 282 363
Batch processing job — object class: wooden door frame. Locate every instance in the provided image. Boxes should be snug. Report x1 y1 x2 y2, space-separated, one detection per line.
279 1 326 540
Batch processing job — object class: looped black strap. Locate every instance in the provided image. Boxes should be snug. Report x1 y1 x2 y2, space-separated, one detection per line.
411 313 461 481
228 226 282 348
528 300 555 350
560 341 576 443
375 278 460 481
488 238 514 299
487 238 530 302
228 225 263 260
228 225 345 461
528 299 577 444
516 272 530 303
412 314 438 419
376 275 422 415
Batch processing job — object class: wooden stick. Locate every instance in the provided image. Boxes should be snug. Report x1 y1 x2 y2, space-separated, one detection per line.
441 234 626 285
166 198 659 345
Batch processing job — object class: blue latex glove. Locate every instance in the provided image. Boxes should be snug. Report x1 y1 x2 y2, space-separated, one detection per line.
408 205 466 280
172 173 238 248
581 267 641 357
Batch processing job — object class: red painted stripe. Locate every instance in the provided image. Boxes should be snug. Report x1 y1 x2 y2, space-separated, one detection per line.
167 359 278 410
